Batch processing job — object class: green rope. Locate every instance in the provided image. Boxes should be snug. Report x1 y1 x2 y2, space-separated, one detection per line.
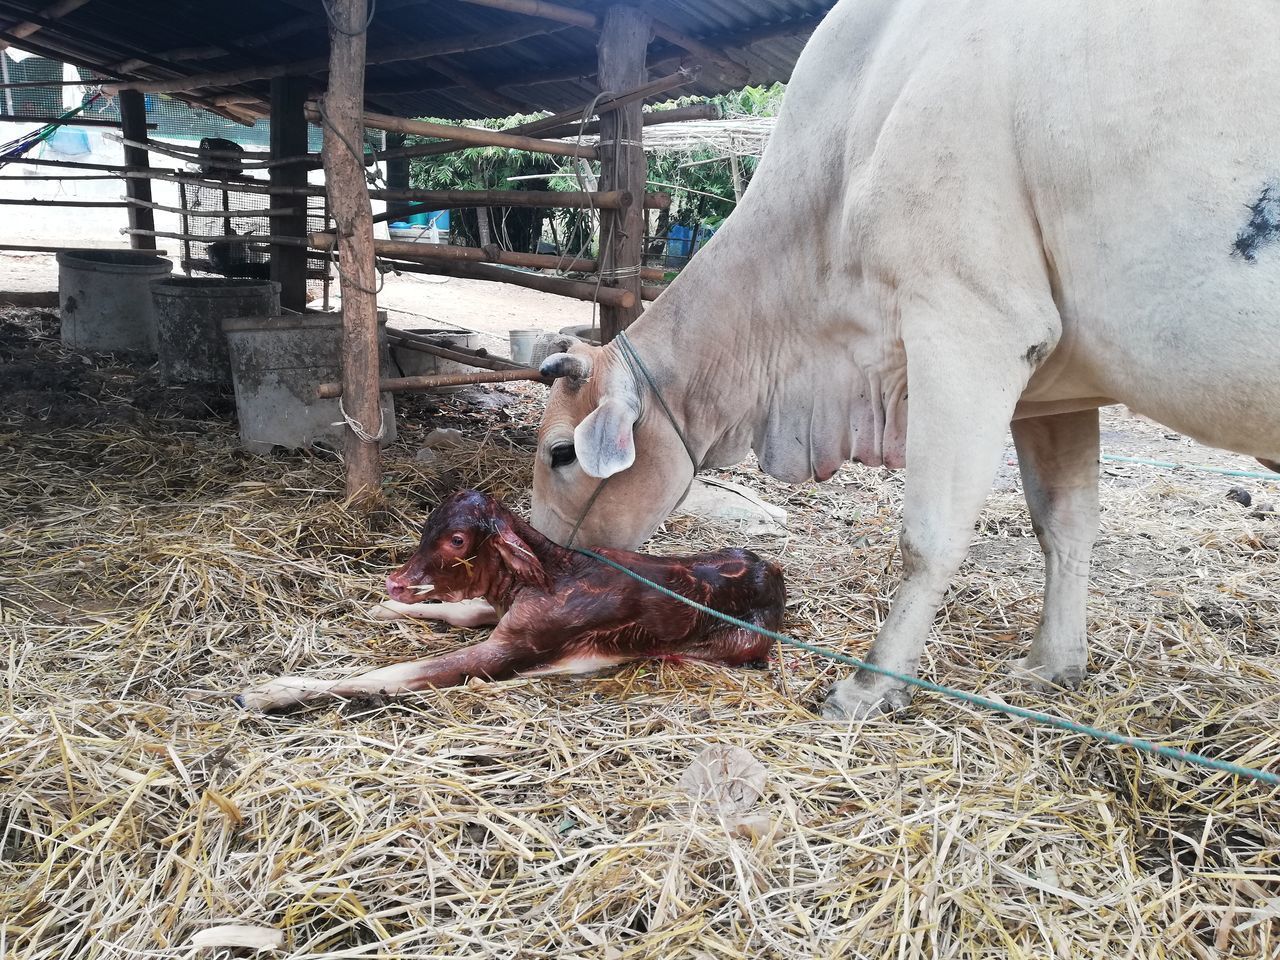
569 545 1280 788
1101 454 1280 481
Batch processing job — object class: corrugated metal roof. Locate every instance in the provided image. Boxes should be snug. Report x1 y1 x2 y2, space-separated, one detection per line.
0 0 835 120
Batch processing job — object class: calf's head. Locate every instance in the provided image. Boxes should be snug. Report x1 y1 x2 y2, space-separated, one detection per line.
532 339 695 550
386 490 551 602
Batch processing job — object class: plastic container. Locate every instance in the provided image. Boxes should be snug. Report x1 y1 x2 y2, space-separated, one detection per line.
222 311 397 454
151 277 280 383
509 329 544 366
57 249 172 354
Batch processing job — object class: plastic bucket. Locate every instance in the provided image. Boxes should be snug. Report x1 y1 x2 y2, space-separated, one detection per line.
151 277 280 383
509 329 544 366
57 249 172 354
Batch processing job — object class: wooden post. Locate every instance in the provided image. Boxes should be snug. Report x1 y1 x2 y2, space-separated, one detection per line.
118 91 155 251
321 0 382 502
383 132 412 224
270 75 309 312
596 5 651 342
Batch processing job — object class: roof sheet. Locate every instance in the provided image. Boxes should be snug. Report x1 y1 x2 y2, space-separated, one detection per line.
0 0 835 120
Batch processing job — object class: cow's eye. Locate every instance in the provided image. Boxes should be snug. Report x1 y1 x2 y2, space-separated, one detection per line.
450 533 466 547
550 443 576 468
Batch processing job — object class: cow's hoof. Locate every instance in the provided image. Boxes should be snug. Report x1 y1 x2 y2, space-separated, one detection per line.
1015 657 1087 691
820 675 913 720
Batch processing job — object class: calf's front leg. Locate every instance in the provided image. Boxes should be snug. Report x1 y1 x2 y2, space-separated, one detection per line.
367 597 500 626
238 624 538 711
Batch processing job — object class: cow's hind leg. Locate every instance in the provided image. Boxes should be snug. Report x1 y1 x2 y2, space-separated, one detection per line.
1010 409 1099 688
822 315 1039 719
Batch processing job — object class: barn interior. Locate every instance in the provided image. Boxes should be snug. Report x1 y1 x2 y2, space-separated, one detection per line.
3 1 1279 957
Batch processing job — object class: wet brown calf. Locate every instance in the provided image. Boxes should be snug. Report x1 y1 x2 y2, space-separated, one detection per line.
239 490 786 710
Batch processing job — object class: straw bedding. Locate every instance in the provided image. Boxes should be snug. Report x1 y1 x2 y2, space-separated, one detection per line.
1 306 1278 959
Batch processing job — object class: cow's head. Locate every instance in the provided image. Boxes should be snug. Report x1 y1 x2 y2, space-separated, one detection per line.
386 489 551 602
531 338 695 549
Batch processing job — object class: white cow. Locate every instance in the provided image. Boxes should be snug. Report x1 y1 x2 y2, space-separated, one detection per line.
418 0 1280 717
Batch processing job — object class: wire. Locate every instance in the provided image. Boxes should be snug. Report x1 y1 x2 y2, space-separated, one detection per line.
320 0 377 36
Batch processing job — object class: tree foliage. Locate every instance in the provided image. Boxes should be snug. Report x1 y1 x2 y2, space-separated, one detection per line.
404 84 786 252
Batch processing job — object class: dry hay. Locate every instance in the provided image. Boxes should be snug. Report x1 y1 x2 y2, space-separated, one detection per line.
1 307 1279 959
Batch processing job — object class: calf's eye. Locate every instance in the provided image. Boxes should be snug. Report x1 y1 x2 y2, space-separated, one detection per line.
550 443 576 468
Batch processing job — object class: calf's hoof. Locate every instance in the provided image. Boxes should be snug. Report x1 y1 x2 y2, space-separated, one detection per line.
237 676 331 712
820 674 913 720
367 602 404 621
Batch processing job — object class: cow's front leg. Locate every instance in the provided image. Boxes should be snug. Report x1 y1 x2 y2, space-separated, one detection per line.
822 330 1034 719
238 625 536 711
1010 408 1099 688
367 598 500 626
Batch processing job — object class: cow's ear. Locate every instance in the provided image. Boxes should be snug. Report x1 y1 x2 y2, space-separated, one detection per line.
574 396 639 478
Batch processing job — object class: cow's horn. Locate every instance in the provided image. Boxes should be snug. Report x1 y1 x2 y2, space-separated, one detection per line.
540 352 592 380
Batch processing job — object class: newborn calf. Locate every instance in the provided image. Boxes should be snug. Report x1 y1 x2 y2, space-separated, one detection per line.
240 490 786 710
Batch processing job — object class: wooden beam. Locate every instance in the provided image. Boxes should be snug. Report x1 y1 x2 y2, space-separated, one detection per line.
374 67 696 163
0 243 167 254
365 188 632 210
387 328 525 372
0 197 127 206
453 0 747 83
384 257 636 308
325 106 599 160
118 90 155 252
121 196 301 218
0 0 92 51
322 0 382 500
270 74 310 312
100 22 567 96
597 5 650 342
318 367 549 399
546 101 720 138
452 0 596 30
313 232 666 280
0 113 130 128
119 169 325 196
368 192 669 227
122 228 310 246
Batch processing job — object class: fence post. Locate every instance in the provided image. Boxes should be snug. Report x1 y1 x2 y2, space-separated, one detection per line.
119 91 155 251
270 75 309 311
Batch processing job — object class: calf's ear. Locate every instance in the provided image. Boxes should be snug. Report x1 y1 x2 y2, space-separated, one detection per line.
574 396 640 479
491 518 553 592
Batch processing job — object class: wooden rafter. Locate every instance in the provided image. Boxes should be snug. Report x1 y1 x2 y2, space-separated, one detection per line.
101 21 569 96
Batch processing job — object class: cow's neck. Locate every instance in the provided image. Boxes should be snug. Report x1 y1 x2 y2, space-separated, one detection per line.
620 226 807 474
